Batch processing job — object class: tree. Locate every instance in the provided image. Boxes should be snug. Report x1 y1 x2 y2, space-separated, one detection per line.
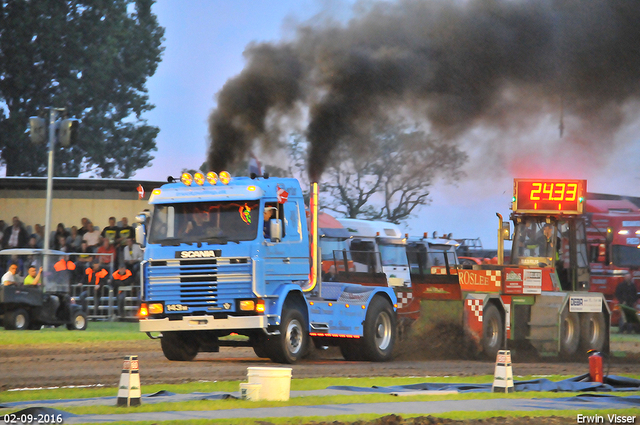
0 0 164 178
287 122 467 224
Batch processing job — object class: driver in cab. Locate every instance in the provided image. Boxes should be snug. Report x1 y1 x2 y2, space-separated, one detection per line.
184 209 208 237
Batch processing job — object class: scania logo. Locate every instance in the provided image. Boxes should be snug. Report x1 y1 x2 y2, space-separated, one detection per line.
223 303 232 310
177 250 218 258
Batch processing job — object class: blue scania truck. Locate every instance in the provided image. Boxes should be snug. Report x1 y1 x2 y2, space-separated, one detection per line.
136 172 397 363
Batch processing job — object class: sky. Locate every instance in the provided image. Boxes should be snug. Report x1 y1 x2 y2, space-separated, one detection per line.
136 0 640 249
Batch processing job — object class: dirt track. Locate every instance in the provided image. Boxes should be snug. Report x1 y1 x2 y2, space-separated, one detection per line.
1 337 638 391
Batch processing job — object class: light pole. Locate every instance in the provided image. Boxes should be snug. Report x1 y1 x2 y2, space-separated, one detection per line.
30 108 78 284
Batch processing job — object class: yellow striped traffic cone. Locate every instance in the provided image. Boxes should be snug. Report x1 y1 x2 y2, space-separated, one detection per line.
117 355 141 406
492 350 514 393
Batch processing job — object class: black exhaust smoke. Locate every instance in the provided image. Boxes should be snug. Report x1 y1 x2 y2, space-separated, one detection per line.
207 0 640 181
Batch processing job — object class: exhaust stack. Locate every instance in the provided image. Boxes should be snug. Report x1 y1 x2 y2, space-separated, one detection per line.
304 182 319 292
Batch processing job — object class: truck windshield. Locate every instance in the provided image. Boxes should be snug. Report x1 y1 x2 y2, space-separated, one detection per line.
511 218 558 266
379 244 408 267
612 245 640 267
320 238 351 261
148 200 260 244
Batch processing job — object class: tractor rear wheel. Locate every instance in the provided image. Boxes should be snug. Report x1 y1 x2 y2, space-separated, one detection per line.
560 308 581 359
579 312 606 352
481 304 504 359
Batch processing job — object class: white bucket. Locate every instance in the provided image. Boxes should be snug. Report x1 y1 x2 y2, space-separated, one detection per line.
239 382 262 401
246 367 292 401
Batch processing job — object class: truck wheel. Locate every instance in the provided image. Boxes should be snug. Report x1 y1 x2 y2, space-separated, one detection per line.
339 343 363 361
560 308 581 358
362 296 396 362
4 308 29 330
268 307 308 364
250 335 270 358
161 331 199 361
67 311 88 331
481 304 504 359
579 312 606 352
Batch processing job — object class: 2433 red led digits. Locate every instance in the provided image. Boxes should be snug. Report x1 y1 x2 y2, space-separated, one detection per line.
513 179 586 214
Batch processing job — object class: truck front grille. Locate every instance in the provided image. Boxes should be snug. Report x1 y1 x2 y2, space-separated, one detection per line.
147 257 252 311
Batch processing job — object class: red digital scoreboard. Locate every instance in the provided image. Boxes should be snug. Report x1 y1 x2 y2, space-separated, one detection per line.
513 179 586 214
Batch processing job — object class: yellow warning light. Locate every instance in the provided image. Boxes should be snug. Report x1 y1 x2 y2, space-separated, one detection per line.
248 185 256 191
206 171 218 185
220 171 231 185
152 189 162 196
181 173 193 186
194 172 205 186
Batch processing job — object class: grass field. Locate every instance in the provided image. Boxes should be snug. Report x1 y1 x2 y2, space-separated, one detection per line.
1 322 638 424
0 321 147 345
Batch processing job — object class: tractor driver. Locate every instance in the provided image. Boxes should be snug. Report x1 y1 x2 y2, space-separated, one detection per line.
535 223 556 258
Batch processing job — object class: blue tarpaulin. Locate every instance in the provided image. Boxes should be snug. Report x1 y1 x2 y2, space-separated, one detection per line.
328 374 640 393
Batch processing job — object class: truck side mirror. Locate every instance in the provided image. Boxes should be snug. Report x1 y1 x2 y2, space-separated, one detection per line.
135 212 150 248
270 219 282 242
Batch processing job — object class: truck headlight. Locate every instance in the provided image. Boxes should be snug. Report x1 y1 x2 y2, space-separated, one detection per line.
239 300 255 311
148 303 164 314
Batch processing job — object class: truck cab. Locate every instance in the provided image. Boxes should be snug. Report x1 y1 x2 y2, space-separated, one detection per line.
138 173 397 363
337 218 411 287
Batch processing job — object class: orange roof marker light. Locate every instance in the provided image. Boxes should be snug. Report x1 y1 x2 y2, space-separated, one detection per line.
181 172 193 186
206 171 218 185
194 172 205 186
219 171 231 185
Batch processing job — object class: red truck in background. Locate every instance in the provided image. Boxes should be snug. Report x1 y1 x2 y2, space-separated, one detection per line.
586 199 640 327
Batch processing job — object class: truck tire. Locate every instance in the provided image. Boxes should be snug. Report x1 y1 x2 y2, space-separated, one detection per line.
560 308 581 358
339 343 363 361
269 307 308 364
250 335 270 358
67 311 88 331
161 331 199 361
362 296 396 362
4 308 29 330
579 312 606 352
481 304 504 359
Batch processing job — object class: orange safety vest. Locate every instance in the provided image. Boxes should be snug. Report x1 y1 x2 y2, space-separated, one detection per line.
86 268 108 285
112 269 132 281
54 259 76 271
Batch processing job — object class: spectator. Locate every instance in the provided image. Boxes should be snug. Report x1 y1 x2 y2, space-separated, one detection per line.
2 216 29 249
97 239 116 266
101 217 119 246
32 224 45 248
117 217 135 246
82 222 101 251
74 241 94 280
112 264 134 317
28 236 38 249
78 217 90 236
616 270 639 333
55 235 70 252
0 220 5 234
2 262 19 286
67 226 82 251
123 237 143 278
78 261 109 315
52 223 69 247
24 266 42 286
